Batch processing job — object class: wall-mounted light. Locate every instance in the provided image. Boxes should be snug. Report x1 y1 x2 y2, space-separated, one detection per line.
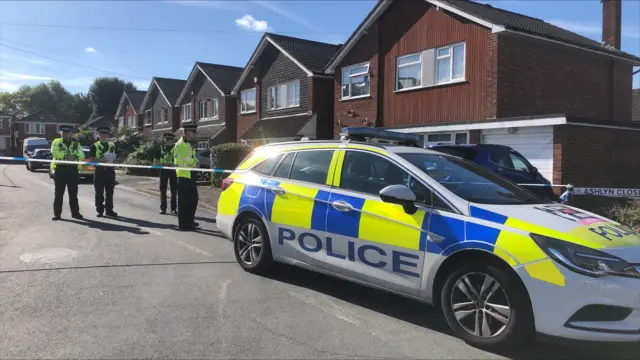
253 77 258 84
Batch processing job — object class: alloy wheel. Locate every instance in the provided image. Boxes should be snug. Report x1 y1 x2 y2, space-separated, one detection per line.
450 272 512 338
236 222 263 265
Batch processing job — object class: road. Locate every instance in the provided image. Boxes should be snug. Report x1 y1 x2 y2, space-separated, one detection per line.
1 163 639 359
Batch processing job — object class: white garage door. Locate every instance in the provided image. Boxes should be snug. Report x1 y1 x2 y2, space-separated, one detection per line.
481 126 554 182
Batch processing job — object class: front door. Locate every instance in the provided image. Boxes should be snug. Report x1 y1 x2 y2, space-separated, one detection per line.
323 149 433 296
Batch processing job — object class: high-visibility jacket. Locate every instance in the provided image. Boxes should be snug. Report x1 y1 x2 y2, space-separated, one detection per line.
50 138 84 172
94 141 115 160
174 136 199 179
159 144 174 166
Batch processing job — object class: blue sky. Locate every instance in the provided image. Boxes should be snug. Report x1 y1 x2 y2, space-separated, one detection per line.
0 0 638 94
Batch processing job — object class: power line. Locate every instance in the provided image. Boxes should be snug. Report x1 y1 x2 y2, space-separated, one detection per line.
0 43 153 81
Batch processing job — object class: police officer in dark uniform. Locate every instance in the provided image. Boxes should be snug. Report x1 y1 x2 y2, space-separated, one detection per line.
51 125 84 221
89 127 118 217
157 133 178 215
174 125 200 231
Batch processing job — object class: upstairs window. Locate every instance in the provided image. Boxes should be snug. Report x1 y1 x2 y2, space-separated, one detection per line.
394 41 466 91
144 110 152 125
118 116 124 127
341 62 370 99
436 42 465 84
211 98 219 119
199 100 209 120
26 123 45 135
181 103 192 122
268 80 300 110
241 88 256 114
156 108 164 125
397 53 422 90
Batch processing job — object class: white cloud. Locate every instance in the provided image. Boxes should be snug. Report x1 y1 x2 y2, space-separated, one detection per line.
0 81 19 91
548 19 640 39
253 0 323 33
0 69 54 81
235 15 271 32
0 52 49 66
85 47 98 53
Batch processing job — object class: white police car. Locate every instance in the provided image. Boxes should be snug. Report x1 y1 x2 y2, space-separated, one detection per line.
216 127 640 349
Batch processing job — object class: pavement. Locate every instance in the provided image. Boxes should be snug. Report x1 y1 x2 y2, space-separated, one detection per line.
1 163 639 359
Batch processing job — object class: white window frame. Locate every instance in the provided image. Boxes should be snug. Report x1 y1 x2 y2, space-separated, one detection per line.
196 140 209 149
156 108 165 125
267 80 300 111
144 110 152 126
240 88 257 114
435 42 466 85
118 116 125 127
199 100 209 120
0 135 9 150
341 61 370 100
26 123 45 135
181 103 192 123
396 52 422 91
211 98 219 119
421 131 469 147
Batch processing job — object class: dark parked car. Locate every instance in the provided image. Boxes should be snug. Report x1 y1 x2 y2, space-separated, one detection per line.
428 144 556 200
26 149 51 172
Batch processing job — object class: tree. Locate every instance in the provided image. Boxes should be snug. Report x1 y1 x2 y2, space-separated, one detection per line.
67 93 93 124
73 124 95 146
88 77 136 120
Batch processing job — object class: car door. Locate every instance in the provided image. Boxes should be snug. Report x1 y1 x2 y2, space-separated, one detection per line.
323 149 433 296
265 149 336 270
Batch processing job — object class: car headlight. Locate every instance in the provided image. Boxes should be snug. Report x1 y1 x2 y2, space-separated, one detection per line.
531 233 640 279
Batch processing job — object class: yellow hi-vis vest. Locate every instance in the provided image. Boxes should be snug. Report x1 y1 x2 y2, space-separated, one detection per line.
174 136 199 179
94 141 115 160
159 144 174 165
50 138 83 172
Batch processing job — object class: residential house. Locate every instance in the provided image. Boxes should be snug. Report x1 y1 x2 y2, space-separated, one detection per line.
174 62 244 149
138 77 187 138
633 88 640 123
325 0 640 188
13 109 77 148
114 90 147 132
231 33 341 147
85 116 117 137
0 110 11 156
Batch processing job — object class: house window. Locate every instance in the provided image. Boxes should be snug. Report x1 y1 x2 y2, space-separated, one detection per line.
436 42 465 84
128 115 136 127
118 116 124 127
181 103 192 122
199 100 209 120
144 110 152 125
422 132 469 147
156 108 164 125
396 53 422 90
241 88 256 114
341 62 370 99
26 123 45 135
196 141 209 149
268 80 300 110
211 98 219 119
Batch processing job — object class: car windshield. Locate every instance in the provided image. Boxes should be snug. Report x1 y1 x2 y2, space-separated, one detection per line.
399 152 549 205
26 144 49 152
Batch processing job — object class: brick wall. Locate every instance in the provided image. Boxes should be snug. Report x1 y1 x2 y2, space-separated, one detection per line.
495 32 633 123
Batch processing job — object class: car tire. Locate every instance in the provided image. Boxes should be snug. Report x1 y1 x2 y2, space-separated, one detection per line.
26 162 31 171
440 262 534 350
233 216 273 274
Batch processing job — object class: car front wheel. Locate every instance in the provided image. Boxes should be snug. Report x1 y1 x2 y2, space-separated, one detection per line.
233 216 273 274
440 263 534 350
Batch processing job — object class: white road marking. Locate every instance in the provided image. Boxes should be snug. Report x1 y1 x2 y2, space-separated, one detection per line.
19 248 78 264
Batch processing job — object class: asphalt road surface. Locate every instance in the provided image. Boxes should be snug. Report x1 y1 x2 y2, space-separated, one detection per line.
1 163 639 359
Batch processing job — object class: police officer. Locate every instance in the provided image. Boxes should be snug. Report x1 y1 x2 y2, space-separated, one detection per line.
174 125 200 231
157 133 178 215
89 127 118 217
51 125 84 221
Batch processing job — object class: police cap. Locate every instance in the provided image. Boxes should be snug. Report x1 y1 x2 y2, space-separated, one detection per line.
97 127 110 135
183 124 198 133
58 125 75 133
163 133 175 139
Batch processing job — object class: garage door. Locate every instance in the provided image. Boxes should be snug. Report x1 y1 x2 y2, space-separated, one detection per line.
481 126 554 182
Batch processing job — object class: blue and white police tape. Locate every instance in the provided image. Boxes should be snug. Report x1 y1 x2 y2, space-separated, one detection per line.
0 156 234 174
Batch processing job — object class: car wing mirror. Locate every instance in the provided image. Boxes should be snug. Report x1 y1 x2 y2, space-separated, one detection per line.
530 166 538 175
379 184 418 215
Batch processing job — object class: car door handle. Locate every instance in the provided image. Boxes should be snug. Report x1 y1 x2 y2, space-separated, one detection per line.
331 201 353 213
269 186 286 195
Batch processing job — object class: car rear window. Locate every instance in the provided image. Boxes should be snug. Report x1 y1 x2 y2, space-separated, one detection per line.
432 146 477 160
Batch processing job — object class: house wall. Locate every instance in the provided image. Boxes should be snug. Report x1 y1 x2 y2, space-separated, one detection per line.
225 96 238 143
0 116 10 136
259 44 310 119
124 103 138 130
492 32 633 123
18 123 60 142
237 67 260 140
150 88 173 133
310 76 335 139
193 72 225 125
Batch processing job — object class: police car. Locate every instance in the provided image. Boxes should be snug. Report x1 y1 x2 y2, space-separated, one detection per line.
216 127 640 349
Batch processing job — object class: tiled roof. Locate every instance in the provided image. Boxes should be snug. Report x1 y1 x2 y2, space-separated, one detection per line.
197 63 244 95
267 33 342 73
154 77 187 106
125 90 146 110
442 0 640 62
632 89 640 123
241 115 313 139
16 109 70 124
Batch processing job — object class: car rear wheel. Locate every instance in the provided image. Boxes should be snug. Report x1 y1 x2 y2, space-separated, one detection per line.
440 263 534 350
233 216 273 274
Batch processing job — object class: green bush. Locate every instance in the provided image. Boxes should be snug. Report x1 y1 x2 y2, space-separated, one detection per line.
124 138 163 175
73 125 95 146
607 200 640 229
210 142 251 187
114 129 146 160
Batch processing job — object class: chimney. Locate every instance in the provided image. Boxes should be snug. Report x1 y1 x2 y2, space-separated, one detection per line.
602 0 622 49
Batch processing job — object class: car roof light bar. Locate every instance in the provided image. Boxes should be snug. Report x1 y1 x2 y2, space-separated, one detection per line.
340 127 423 147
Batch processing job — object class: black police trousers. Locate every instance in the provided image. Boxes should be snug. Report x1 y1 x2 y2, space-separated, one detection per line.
53 167 80 217
159 169 177 212
177 176 198 230
94 167 116 214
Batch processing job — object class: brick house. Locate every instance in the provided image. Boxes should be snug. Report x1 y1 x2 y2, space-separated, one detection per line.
324 0 640 188
0 110 11 156
114 90 147 132
231 33 341 147
139 77 187 138
13 109 77 150
174 62 244 149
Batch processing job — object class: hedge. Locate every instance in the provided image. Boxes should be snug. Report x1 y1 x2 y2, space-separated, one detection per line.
210 142 251 187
